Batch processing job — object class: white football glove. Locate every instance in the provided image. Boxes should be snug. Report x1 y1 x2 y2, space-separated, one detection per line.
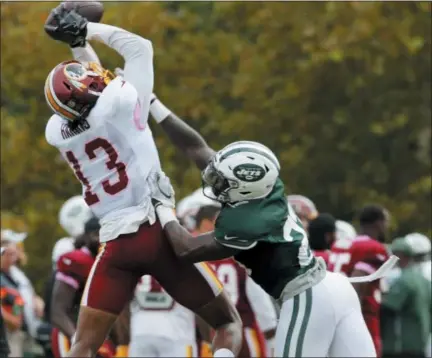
149 171 175 210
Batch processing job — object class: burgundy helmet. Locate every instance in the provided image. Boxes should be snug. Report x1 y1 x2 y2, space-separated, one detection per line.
287 194 318 222
44 60 115 121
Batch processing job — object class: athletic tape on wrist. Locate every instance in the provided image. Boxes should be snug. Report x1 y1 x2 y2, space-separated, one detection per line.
150 97 171 124
155 205 178 228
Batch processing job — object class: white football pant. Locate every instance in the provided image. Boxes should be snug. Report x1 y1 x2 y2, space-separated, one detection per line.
274 271 376 357
128 336 197 357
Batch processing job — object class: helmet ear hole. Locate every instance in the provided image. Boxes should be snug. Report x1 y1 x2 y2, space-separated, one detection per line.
264 165 270 172
63 81 72 91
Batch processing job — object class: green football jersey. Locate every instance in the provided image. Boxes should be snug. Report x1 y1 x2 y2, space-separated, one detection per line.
214 178 316 298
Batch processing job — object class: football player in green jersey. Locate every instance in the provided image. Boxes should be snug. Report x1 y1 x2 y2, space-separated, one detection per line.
148 94 379 357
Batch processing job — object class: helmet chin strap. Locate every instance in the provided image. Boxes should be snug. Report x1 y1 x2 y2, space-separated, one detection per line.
68 103 94 129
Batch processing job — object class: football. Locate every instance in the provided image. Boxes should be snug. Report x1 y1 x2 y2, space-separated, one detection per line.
62 1 104 22
44 1 104 40
45 1 104 30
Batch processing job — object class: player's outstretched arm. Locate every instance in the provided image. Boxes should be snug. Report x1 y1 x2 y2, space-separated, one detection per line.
166 220 238 262
85 22 153 120
152 174 237 260
150 95 215 170
70 43 101 65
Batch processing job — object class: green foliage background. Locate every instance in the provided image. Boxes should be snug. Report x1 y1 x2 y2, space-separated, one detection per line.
1 2 431 292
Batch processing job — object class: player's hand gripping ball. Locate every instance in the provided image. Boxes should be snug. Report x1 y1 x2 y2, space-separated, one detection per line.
44 1 103 47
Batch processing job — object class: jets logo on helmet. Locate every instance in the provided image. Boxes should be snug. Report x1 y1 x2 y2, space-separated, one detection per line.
233 163 266 182
202 141 280 203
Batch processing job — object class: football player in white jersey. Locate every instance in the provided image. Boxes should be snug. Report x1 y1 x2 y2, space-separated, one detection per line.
43 5 241 358
129 275 198 357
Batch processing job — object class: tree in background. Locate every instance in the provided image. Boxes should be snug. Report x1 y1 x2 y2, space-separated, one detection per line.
1 2 430 292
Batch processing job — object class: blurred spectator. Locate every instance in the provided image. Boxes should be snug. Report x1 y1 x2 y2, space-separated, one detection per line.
308 213 336 265
381 236 431 358
1 247 10 357
0 242 25 357
1 230 44 340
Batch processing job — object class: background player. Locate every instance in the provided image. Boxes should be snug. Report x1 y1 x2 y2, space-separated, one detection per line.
329 204 390 356
43 5 242 357
51 217 115 358
129 274 198 357
307 213 337 265
44 196 91 326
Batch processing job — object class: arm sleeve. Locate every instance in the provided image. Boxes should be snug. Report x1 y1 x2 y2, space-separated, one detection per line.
245 277 277 332
382 275 411 311
86 23 153 122
71 43 101 64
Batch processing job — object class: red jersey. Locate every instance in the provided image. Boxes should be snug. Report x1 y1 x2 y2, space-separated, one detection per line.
312 249 330 265
328 235 389 356
208 258 256 327
207 258 266 358
56 247 95 304
54 247 115 358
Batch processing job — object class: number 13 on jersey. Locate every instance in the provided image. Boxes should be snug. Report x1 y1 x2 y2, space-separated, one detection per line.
65 137 129 206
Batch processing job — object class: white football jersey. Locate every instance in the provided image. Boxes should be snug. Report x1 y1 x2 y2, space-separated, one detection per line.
130 275 196 341
46 77 161 242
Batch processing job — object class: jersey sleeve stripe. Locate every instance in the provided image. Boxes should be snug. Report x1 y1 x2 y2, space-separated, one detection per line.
195 263 223 295
55 272 79 289
354 261 376 274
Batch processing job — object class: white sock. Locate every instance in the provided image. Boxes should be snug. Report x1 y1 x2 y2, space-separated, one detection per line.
214 348 235 357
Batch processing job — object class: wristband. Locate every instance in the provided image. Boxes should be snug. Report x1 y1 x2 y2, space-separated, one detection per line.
214 348 235 358
155 205 178 228
150 97 171 123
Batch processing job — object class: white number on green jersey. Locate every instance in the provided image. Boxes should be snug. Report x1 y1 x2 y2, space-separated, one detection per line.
284 203 308 242
285 203 313 266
